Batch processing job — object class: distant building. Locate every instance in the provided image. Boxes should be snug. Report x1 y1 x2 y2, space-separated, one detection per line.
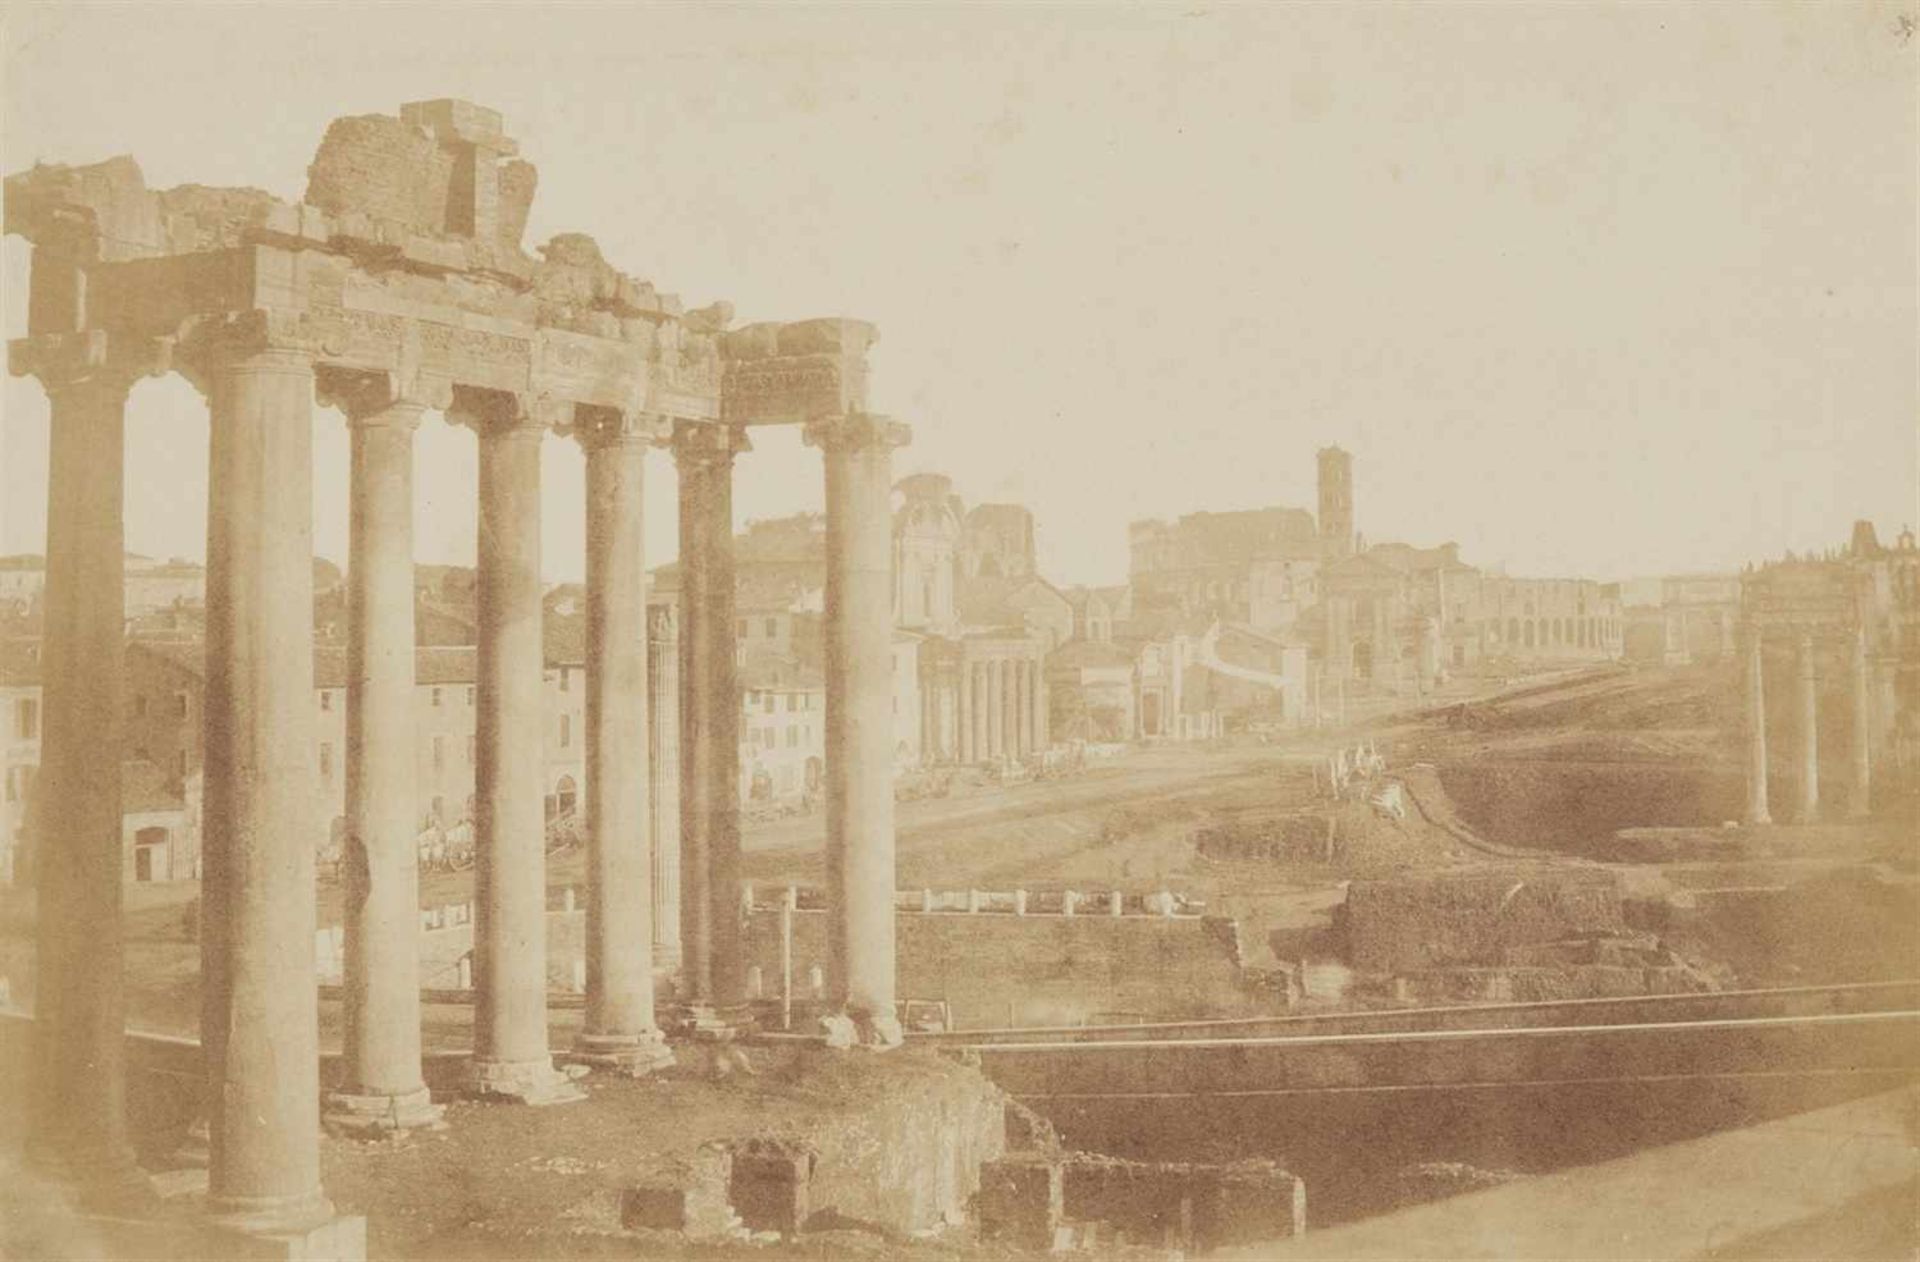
3 638 202 886
1128 506 1321 634
1741 520 1920 786
2 638 43 884
892 475 1053 764
739 651 825 805
1621 573 1741 665
121 632 587 856
0 556 43 606
959 502 1037 579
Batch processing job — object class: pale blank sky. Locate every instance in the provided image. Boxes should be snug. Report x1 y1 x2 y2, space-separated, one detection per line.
3 2 1915 586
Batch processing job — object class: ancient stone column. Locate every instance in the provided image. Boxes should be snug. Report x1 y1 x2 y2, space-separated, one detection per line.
987 659 1006 759
1016 658 1036 757
461 389 579 1103
572 409 671 1072
1013 653 1029 752
198 338 332 1226
1036 668 1050 752
975 662 992 759
674 420 751 1018
648 603 683 969
808 414 911 1046
919 672 936 765
1850 625 1871 819
1795 632 1819 825
1745 629 1771 826
957 659 975 762
23 337 154 1205
321 370 441 1135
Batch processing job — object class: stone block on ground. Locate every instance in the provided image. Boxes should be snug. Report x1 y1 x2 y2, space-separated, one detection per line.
621 1142 736 1239
728 1138 814 1235
1194 1159 1308 1248
975 1155 1064 1251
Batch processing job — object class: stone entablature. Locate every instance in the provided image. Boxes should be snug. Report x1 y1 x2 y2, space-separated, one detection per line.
5 99 732 429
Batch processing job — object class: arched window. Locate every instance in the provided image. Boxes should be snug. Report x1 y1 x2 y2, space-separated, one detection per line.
1525 621 1536 648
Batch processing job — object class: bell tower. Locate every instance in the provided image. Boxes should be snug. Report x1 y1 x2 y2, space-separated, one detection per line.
1318 445 1354 560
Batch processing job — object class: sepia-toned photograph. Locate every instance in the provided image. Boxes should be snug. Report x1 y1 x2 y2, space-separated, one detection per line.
0 2 1914 1258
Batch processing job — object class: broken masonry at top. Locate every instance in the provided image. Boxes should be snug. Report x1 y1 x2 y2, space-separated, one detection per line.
720 317 880 426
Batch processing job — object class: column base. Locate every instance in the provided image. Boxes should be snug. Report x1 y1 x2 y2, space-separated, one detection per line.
566 1030 675 1077
821 1010 904 1051
321 1085 445 1138
206 1188 338 1239
671 1004 754 1041
203 1209 367 1261
462 1057 587 1106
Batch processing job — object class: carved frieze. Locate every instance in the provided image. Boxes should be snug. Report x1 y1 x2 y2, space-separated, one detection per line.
565 403 672 449
720 317 875 424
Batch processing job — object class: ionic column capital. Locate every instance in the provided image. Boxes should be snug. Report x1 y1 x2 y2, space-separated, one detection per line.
648 602 679 643
8 329 172 400
447 384 552 440
802 412 912 454
671 419 751 472
566 404 672 451
173 310 323 395
316 365 450 427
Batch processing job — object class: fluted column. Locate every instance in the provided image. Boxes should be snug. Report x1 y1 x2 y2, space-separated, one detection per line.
21 334 157 1206
808 413 911 1046
198 337 333 1226
1850 626 1871 819
648 603 683 969
1795 632 1819 825
573 409 672 1072
460 388 579 1104
957 658 976 762
320 369 441 1134
1745 629 1771 826
674 420 751 1018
